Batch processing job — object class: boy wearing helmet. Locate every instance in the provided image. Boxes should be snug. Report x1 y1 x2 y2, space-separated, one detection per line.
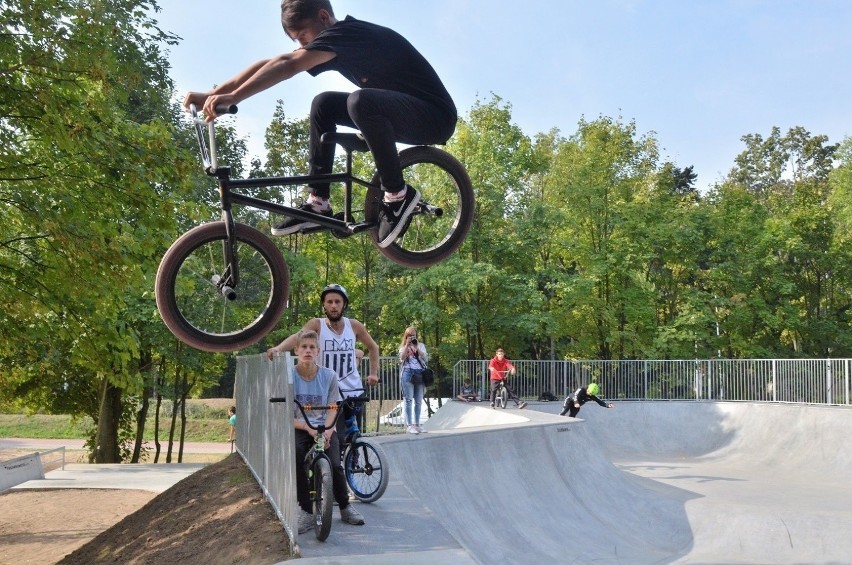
267 284 380 525
559 382 614 417
268 284 380 390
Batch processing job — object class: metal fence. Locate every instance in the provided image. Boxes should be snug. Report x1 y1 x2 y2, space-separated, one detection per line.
451 358 852 406
235 353 297 553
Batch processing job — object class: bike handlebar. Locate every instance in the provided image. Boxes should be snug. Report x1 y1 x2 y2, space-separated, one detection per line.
269 394 368 432
189 103 238 174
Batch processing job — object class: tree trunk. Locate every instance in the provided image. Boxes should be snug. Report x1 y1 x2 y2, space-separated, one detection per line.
178 382 188 463
167 374 179 464
153 360 165 463
130 350 153 464
153 390 163 463
130 384 151 463
95 379 122 463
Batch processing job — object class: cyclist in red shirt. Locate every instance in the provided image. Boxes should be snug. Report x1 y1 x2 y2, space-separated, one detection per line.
488 348 527 409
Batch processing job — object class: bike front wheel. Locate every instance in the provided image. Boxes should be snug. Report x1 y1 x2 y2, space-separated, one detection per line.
498 387 508 409
344 438 389 503
155 222 289 352
366 146 474 268
312 456 334 541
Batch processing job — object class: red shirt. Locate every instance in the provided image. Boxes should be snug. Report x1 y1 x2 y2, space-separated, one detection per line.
489 357 515 381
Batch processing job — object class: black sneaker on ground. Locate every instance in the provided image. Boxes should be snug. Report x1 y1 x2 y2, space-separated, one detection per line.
271 202 333 236
377 186 420 248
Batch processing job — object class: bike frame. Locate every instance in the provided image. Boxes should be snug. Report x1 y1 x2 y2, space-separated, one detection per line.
191 105 379 294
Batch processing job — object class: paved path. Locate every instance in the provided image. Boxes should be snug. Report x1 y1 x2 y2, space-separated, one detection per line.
2 438 227 493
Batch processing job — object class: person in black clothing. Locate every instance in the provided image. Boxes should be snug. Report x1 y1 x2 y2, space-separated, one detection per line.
184 0 457 248
560 382 614 417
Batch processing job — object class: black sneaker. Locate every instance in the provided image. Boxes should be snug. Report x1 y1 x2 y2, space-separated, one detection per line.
271 202 333 236
377 186 420 248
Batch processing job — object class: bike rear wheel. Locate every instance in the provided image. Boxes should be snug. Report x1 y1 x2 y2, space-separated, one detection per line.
155 222 289 352
344 438 389 503
312 457 334 541
366 146 474 267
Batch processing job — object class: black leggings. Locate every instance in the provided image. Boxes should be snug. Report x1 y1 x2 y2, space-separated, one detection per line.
294 429 350 513
308 90 456 195
560 396 581 417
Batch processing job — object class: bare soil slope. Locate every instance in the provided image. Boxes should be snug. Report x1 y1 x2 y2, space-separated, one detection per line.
0 453 292 565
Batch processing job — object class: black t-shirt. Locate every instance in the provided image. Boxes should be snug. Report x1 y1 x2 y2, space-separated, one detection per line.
304 16 456 119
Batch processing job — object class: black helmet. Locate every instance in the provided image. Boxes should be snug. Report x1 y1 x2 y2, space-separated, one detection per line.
321 283 349 308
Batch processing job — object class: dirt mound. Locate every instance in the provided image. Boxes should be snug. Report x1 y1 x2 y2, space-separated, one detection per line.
58 453 291 564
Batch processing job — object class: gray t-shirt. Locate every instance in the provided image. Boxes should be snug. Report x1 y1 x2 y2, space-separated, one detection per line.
293 365 341 428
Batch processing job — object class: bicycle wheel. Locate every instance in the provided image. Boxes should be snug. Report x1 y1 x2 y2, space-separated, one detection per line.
365 146 474 268
312 457 334 541
498 387 508 409
155 222 289 352
344 438 389 503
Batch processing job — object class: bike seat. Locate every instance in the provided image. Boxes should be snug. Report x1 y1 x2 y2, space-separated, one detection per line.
321 132 370 153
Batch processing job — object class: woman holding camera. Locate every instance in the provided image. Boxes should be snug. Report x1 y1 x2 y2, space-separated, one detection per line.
398 326 429 434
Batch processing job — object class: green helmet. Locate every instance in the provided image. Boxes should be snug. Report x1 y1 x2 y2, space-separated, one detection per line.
587 382 600 396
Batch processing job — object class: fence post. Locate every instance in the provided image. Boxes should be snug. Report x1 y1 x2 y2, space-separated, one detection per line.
826 358 832 405
771 359 777 402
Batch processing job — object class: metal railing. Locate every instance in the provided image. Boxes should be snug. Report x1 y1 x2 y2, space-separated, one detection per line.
451 358 852 405
235 353 298 553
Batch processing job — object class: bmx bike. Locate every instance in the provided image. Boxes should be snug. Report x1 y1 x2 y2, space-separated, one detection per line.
269 393 388 541
494 378 510 408
338 388 390 503
492 371 526 409
155 104 475 352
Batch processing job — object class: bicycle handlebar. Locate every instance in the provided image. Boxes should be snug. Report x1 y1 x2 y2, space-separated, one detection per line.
269 394 368 432
189 103 238 174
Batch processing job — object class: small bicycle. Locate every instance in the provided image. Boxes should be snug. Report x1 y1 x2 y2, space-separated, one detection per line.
492 370 526 409
269 394 346 541
493 378 510 409
269 393 388 541
156 105 474 352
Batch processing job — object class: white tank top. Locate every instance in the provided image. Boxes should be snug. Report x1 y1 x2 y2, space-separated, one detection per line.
318 317 361 398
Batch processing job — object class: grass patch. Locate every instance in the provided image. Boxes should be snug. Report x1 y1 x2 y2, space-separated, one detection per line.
0 414 233 443
227 468 254 486
0 414 92 438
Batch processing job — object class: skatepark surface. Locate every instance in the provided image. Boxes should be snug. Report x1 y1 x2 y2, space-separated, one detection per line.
7 402 850 563
294 400 852 564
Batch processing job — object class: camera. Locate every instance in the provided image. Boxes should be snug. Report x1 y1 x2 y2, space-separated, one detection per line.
409 337 418 345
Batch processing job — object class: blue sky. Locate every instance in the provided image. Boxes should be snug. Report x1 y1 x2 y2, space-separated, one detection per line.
154 0 852 191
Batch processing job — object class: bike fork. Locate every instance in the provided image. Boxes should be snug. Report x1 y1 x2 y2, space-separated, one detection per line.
214 174 240 299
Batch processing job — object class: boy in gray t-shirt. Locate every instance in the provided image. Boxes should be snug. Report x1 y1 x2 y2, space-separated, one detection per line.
291 330 365 533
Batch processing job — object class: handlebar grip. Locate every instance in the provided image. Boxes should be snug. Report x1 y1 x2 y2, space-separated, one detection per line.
215 104 238 115
269 397 287 403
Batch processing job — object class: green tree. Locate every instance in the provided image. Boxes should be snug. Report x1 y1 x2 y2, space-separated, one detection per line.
704 128 839 357
0 0 190 461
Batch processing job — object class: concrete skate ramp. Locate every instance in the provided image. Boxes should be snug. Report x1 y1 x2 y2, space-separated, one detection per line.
389 401 851 564
296 401 852 564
